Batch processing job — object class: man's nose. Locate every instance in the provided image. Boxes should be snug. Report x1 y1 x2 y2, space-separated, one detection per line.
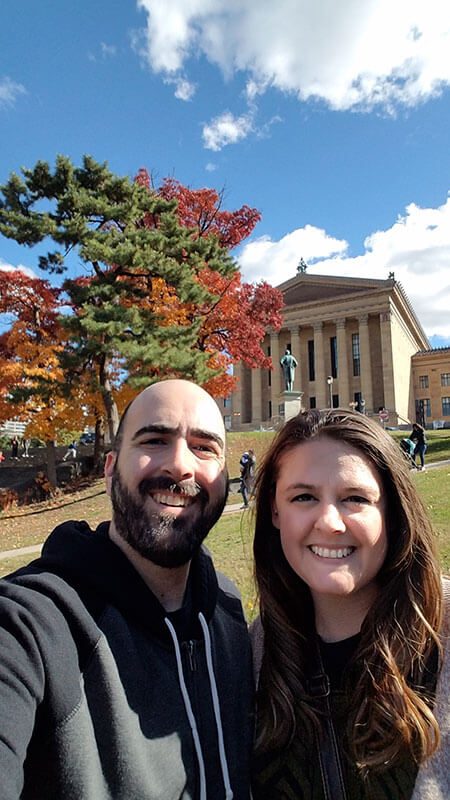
162 439 196 481
314 502 346 534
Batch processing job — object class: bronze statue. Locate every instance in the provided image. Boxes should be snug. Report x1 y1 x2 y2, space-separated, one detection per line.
280 347 298 392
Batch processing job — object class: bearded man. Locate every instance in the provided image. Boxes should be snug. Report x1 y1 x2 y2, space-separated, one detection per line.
0 380 254 800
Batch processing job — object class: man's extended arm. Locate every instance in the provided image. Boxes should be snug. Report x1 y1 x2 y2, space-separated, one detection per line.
0 585 47 799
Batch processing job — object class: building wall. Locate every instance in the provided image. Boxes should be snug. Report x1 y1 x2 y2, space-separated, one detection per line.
411 348 450 426
389 307 425 424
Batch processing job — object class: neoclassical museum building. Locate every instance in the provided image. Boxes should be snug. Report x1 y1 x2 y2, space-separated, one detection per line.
218 272 450 431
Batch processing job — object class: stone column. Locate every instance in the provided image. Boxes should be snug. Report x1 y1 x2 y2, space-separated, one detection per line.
358 314 374 414
270 331 281 417
289 326 301 393
313 322 327 408
232 362 244 430
336 318 350 408
251 367 262 427
379 310 396 412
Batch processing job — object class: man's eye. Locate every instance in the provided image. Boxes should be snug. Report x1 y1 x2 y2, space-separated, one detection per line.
141 437 166 446
193 443 218 455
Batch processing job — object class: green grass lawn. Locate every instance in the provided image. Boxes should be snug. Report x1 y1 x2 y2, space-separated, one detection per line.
414 466 450 572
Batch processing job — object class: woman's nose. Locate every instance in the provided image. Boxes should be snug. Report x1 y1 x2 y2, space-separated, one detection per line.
314 502 346 534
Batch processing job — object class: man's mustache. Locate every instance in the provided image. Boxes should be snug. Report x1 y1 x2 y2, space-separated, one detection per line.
138 476 208 502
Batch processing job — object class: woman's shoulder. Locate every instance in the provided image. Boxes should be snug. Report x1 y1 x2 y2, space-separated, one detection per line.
442 577 450 637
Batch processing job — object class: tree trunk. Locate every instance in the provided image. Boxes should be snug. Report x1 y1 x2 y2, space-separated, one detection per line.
93 416 106 474
45 440 58 488
99 354 120 444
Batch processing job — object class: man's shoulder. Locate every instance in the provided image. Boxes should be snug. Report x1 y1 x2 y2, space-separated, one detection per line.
0 520 109 603
215 570 250 628
216 570 241 601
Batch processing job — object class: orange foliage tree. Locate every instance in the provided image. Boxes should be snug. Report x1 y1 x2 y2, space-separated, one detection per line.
0 270 100 485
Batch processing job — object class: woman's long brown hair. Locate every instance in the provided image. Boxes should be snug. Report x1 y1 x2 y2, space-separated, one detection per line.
253 409 442 771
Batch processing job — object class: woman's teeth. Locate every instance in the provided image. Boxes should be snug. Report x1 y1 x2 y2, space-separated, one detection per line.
309 546 354 559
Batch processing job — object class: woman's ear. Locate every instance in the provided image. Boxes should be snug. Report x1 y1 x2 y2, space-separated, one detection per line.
271 500 280 529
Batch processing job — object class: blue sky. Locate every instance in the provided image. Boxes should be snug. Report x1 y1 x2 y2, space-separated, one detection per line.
1 0 450 344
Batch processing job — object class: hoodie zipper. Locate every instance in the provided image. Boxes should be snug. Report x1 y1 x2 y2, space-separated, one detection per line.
188 640 197 671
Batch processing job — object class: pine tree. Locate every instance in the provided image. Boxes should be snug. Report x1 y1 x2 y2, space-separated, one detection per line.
1 155 235 439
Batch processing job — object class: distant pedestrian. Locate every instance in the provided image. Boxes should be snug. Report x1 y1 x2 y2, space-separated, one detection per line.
11 437 19 459
410 422 427 470
62 440 77 461
22 438 31 458
0 451 4 463
240 449 256 508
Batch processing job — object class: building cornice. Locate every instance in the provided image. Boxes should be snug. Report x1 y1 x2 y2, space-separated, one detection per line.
275 272 429 351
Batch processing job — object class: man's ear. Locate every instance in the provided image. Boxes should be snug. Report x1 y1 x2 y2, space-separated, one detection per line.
104 451 117 497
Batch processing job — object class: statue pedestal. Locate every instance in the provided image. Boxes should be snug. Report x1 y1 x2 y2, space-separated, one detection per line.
280 391 304 421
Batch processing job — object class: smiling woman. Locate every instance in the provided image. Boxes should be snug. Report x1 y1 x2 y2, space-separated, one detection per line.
271 437 388 641
251 408 449 800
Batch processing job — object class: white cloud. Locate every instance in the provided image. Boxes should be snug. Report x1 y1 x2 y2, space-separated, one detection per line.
202 110 253 150
100 42 117 58
238 196 450 338
205 162 217 172
0 260 36 279
136 0 450 112
164 76 196 100
239 226 348 283
0 77 26 109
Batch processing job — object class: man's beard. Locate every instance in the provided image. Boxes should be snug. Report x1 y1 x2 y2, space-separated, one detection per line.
110 466 228 568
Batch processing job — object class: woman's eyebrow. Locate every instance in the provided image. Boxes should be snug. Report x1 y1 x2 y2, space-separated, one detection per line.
284 482 316 492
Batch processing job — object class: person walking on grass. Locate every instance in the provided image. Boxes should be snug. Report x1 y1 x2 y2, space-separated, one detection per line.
410 422 427 470
0 380 254 800
240 449 256 508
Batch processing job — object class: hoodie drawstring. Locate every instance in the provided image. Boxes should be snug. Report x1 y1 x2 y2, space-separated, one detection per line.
164 614 233 800
165 617 207 800
198 612 233 800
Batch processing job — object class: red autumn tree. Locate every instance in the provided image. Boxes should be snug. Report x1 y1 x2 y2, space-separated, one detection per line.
192 269 283 397
135 169 262 250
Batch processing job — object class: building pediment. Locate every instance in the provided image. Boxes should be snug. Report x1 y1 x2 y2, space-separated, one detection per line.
278 273 393 308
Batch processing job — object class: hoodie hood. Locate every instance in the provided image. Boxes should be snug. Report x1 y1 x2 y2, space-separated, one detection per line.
36 520 219 644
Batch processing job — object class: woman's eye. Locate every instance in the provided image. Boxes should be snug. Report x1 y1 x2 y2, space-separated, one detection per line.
345 495 369 505
292 493 315 503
